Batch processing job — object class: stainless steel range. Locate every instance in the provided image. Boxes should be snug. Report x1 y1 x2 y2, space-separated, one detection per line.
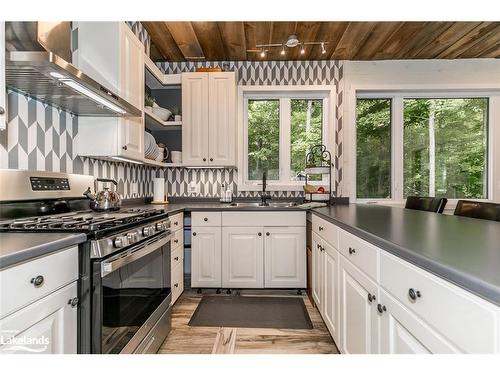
0 170 172 354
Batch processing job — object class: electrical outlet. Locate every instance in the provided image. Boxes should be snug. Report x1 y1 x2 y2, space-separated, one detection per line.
188 181 199 195
131 182 138 196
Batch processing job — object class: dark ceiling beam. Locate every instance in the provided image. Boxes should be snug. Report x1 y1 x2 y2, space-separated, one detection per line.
142 22 185 61
191 22 226 60
165 22 205 60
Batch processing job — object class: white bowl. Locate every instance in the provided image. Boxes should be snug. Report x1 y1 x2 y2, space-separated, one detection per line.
152 107 172 121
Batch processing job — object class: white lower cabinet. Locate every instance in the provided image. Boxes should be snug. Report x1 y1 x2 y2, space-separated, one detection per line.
264 227 306 288
339 255 379 354
311 232 323 309
191 226 221 288
322 240 340 345
222 227 264 288
379 289 459 354
0 282 77 354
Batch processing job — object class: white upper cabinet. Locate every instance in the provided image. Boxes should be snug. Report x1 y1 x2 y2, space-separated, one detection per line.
182 73 209 165
222 227 264 288
74 22 145 162
264 227 306 288
182 72 236 167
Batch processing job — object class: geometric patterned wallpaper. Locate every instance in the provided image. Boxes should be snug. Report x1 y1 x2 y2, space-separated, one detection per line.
0 90 155 199
157 59 345 198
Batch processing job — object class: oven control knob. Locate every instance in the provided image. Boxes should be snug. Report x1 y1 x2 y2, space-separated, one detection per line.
156 222 165 231
127 232 138 243
143 226 153 236
113 236 128 248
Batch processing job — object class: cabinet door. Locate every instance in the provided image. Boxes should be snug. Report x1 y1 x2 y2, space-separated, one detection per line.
339 256 379 354
0 282 77 354
118 25 144 160
311 232 323 309
322 241 340 345
171 262 184 305
0 21 6 131
208 72 236 166
191 226 221 288
264 227 306 288
182 73 209 166
222 227 264 288
379 289 459 354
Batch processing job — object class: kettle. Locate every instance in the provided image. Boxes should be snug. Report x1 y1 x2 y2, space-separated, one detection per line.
83 178 122 211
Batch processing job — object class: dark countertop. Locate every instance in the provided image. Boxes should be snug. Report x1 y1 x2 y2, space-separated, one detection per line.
312 204 500 306
0 232 87 270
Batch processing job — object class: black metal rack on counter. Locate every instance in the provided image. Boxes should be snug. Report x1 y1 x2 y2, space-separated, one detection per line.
304 144 333 204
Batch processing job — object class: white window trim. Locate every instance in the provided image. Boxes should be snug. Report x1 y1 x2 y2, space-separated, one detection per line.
344 83 500 209
237 85 336 192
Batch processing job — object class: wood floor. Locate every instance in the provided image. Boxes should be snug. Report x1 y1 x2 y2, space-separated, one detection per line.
158 289 339 354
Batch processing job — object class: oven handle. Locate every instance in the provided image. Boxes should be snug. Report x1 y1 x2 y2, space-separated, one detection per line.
101 233 171 277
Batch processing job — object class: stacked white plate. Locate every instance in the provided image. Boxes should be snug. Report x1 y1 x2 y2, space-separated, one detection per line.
144 132 160 160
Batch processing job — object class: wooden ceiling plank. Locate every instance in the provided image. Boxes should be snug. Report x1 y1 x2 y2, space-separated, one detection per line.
399 22 455 58
478 42 500 58
244 21 273 61
372 22 427 60
287 21 322 60
165 22 205 60
455 24 500 58
142 21 185 61
191 22 226 60
353 22 405 59
217 22 247 61
311 22 349 60
331 22 377 60
268 21 296 60
435 22 499 58
415 22 482 58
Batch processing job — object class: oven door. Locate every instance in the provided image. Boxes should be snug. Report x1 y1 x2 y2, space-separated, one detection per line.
92 232 172 354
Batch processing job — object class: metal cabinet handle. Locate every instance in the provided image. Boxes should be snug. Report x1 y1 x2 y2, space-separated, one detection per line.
174 239 179 243
174 221 179 226
368 293 376 302
408 288 421 301
174 257 179 261
68 297 79 308
348 247 356 255
377 304 386 314
174 283 179 288
30 275 44 287
0 106 5 115
192 232 196 236
319 226 324 231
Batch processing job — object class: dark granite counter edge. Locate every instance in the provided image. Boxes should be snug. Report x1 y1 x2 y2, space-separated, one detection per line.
0 233 87 270
311 209 500 306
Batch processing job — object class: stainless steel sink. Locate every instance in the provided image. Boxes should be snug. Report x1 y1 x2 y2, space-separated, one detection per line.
226 202 299 208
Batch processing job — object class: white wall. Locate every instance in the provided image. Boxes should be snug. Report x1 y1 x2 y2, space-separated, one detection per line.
341 59 500 202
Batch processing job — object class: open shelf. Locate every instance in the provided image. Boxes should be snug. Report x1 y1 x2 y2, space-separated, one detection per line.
143 158 184 168
145 110 182 131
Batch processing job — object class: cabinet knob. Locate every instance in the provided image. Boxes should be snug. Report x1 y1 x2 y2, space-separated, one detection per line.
204 217 208 222
174 221 179 226
408 288 421 301
319 226 324 231
203 158 207 162
258 232 262 236
317 243 321 249
192 232 196 236
174 256 179 261
266 232 270 236
174 239 179 243
68 297 79 308
30 275 44 287
377 304 386 314
348 247 356 255
210 158 214 162
368 293 376 302
122 145 128 150
174 283 179 288
0 106 5 115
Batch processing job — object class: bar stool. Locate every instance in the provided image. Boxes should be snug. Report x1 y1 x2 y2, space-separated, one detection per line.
454 200 500 222
405 196 448 213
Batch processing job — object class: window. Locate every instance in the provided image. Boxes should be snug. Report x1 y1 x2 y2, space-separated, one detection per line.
242 87 332 189
356 94 490 201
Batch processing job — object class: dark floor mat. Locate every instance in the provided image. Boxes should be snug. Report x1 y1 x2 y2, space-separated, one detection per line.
188 295 313 329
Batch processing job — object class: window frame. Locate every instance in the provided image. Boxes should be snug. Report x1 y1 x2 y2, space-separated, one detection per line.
238 85 336 191
350 87 500 208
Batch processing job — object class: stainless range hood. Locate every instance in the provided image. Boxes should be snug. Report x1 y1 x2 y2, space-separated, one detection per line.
5 22 141 117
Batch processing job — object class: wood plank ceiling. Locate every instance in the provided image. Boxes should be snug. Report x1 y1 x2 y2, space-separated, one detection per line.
142 21 500 61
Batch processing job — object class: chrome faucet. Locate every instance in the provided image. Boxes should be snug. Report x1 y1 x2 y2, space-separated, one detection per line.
260 170 272 206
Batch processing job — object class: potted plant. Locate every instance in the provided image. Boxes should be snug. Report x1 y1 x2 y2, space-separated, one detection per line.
144 94 156 112
171 106 182 122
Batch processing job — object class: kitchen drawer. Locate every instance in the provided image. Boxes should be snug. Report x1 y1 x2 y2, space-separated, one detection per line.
338 229 379 282
380 252 499 353
169 212 183 232
171 246 183 270
192 212 221 227
171 262 184 305
311 214 338 248
221 212 305 227
0 246 78 319
171 229 184 250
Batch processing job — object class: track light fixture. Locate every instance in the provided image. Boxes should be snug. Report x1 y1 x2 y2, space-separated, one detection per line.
248 34 327 58
300 44 305 55
260 48 266 58
280 45 286 56
321 42 326 55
